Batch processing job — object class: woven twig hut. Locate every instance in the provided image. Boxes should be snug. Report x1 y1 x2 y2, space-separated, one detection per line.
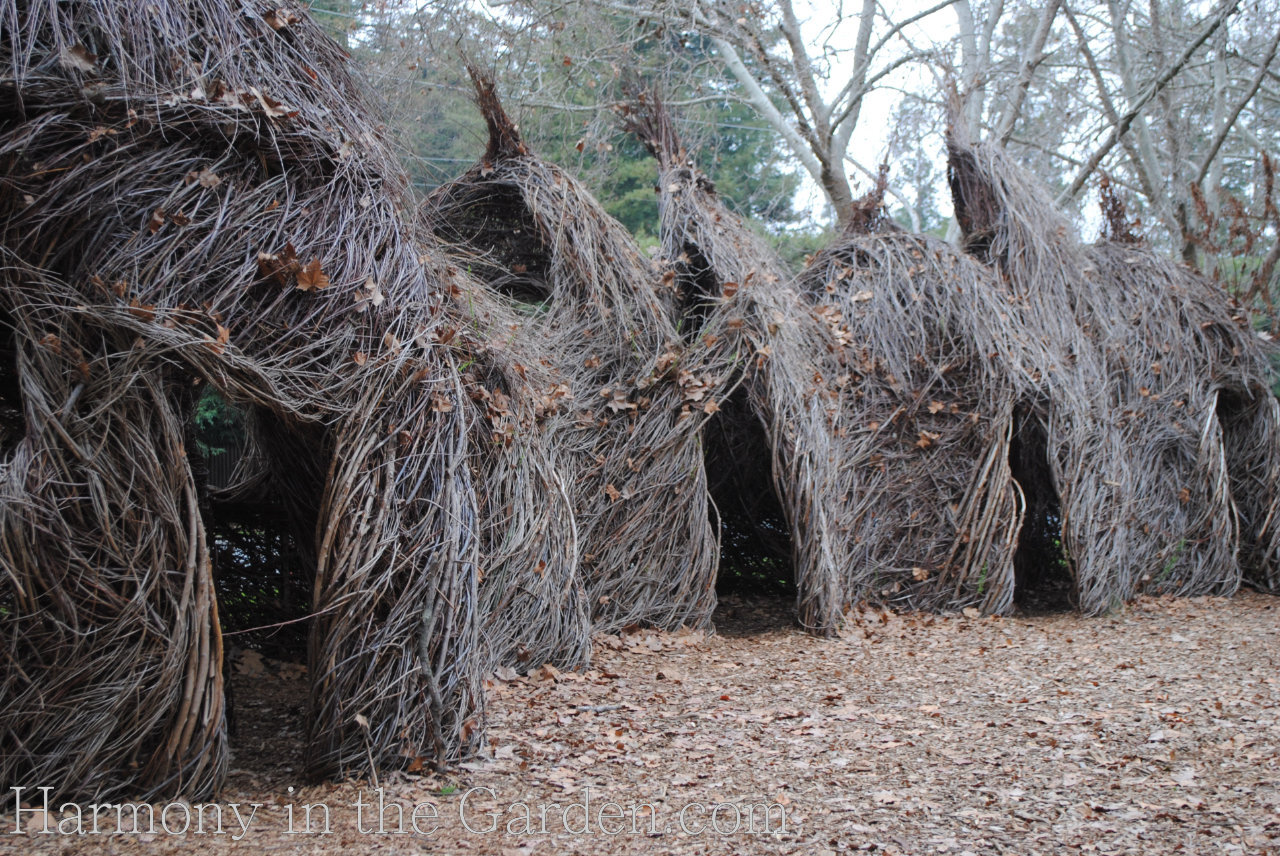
1084 237 1280 594
621 93 854 632
948 133 1150 613
0 0 489 798
426 74 720 638
625 93 1064 621
948 132 1280 608
798 205 1051 614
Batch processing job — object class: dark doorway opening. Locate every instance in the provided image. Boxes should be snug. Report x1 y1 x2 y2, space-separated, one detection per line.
209 495 311 784
194 396 317 663
675 245 719 342
428 182 553 309
190 395 319 783
209 499 312 661
704 386 797 634
1216 387 1269 581
1009 405 1075 613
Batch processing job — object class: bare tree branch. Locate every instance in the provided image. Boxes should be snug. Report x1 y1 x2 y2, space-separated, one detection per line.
778 0 829 131
1193 25 1280 186
1058 0 1240 204
830 0 958 115
708 33 826 185
994 0 1061 146
1062 2 1170 226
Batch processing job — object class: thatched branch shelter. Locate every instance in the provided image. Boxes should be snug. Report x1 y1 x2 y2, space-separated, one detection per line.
948 130 1280 609
0 0 487 799
621 92 853 632
623 93 1056 625
797 210 1051 615
426 73 721 638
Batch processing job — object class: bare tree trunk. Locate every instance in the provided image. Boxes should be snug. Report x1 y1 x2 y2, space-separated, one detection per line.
822 157 856 226
955 0 1004 134
1104 0 1180 238
995 0 1062 146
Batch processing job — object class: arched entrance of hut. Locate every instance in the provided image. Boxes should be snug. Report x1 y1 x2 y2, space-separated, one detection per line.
1215 385 1275 582
1008 405 1075 612
703 385 798 635
190 393 320 782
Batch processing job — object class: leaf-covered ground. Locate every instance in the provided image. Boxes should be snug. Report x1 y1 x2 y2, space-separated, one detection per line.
7 593 1280 854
